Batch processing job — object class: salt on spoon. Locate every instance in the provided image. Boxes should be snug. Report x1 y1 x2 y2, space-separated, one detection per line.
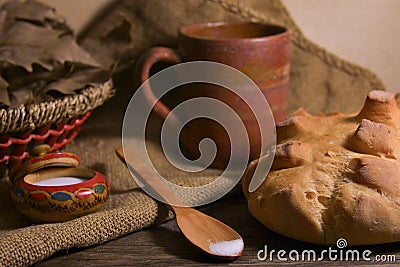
116 148 244 260
209 239 244 257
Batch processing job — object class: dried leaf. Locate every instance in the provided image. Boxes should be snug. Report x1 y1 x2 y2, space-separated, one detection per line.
9 81 36 107
0 0 69 31
3 63 66 89
0 22 100 71
38 67 110 97
0 0 111 108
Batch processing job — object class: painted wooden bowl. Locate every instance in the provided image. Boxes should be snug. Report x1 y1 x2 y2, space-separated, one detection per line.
10 145 110 223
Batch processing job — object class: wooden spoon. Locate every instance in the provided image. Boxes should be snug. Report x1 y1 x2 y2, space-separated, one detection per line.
116 148 244 260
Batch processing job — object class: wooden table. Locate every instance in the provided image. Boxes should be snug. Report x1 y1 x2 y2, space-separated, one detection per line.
35 189 400 266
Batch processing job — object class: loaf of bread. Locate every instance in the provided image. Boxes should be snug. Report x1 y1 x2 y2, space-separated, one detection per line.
242 90 400 245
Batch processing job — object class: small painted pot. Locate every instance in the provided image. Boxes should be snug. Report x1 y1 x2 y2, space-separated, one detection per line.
10 145 110 223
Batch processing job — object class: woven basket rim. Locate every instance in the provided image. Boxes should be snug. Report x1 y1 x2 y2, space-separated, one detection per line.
0 79 114 134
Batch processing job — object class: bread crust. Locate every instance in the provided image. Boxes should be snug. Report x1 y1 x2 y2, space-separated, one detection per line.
242 90 400 245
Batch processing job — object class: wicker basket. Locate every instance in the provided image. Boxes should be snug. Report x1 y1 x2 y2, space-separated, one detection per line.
0 80 114 176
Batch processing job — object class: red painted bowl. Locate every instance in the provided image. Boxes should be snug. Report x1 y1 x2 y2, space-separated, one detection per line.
10 146 110 222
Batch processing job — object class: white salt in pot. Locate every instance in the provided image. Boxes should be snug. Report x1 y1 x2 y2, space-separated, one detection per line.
9 144 110 223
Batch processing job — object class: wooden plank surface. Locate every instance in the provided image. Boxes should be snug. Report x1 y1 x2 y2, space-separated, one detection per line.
34 190 400 266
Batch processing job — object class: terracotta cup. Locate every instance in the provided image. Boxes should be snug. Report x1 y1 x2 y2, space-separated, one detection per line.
135 21 291 168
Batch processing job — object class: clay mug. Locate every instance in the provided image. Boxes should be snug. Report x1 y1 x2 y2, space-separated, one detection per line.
134 21 291 168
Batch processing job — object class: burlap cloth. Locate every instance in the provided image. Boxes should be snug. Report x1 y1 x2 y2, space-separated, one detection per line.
0 0 385 266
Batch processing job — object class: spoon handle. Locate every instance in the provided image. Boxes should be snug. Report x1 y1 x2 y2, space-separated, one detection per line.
115 148 185 206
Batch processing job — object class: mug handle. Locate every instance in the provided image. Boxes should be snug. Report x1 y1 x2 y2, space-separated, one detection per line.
134 47 181 122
